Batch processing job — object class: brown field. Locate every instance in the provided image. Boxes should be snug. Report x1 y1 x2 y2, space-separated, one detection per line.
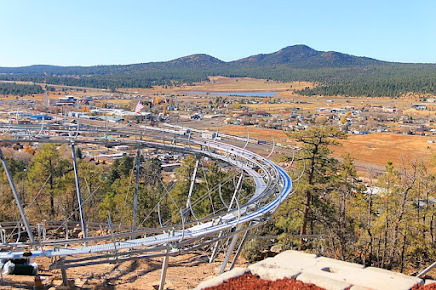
119 87 172 95
103 99 134 105
217 125 290 143
403 108 436 116
244 103 307 112
120 76 314 96
213 125 436 175
332 133 436 169
240 95 419 113
179 76 313 92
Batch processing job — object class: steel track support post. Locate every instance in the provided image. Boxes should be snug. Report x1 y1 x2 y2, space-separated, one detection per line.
37 223 41 242
71 143 87 239
61 267 68 286
219 224 242 274
132 147 140 232
228 173 243 210
229 229 249 271
60 258 68 286
417 261 436 278
0 227 4 244
0 148 34 242
107 211 118 258
159 248 170 290
210 173 243 263
65 220 69 241
209 231 223 263
185 159 199 219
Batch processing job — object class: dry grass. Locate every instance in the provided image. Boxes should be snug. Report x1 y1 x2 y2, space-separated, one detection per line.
103 99 133 105
213 126 436 170
97 77 314 97
216 125 289 143
244 103 306 112
213 126 436 176
238 95 419 113
332 133 436 168
403 108 436 116
179 76 313 92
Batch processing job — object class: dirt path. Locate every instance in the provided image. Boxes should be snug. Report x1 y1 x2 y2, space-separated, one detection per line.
0 252 248 289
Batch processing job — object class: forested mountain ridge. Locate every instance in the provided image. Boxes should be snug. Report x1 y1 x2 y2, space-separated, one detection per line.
0 45 389 73
167 54 225 67
0 45 435 97
232 44 384 68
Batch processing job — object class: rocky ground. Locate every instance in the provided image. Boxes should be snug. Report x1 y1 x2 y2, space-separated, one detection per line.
0 252 245 289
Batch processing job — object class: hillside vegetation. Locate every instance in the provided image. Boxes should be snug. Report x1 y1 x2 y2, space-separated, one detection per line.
0 45 435 97
0 82 43 97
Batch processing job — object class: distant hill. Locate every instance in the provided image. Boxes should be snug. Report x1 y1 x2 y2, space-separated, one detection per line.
233 45 383 68
0 45 391 73
166 54 225 67
0 45 434 97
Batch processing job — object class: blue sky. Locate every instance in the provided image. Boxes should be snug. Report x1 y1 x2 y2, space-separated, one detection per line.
0 0 435 66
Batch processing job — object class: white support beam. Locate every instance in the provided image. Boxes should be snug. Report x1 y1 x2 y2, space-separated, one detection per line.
185 159 199 219
219 224 242 274
228 173 244 210
71 143 87 239
229 229 249 271
417 261 436 278
159 248 170 290
210 173 243 263
132 147 140 232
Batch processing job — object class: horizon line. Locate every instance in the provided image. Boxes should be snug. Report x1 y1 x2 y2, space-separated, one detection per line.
1 44 436 67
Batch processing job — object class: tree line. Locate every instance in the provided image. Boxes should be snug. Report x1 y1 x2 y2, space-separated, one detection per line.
0 62 435 97
244 126 435 274
0 82 43 97
0 128 435 273
0 144 253 231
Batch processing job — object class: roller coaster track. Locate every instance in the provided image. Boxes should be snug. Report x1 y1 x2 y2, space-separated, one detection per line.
0 123 293 288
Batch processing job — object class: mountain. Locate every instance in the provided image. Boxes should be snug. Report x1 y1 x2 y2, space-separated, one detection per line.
0 54 226 76
233 45 383 68
0 45 434 97
234 45 320 65
0 45 388 73
167 54 225 67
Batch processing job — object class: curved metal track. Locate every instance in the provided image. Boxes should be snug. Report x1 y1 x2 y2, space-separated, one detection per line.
0 124 292 272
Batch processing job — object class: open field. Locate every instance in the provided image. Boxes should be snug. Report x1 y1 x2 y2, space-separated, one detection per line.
209 125 436 175
245 95 419 112
403 108 436 116
217 125 290 143
119 76 314 96
2 76 312 100
179 76 313 92
333 133 436 168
